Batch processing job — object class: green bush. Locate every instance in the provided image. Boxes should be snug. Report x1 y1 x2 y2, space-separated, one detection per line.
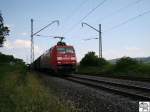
77 63 114 75
135 63 150 78
80 52 99 66
80 51 108 67
78 55 150 78
97 58 108 67
115 57 139 72
78 51 112 75
0 52 14 63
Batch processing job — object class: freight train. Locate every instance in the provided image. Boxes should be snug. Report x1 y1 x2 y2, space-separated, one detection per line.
32 37 77 73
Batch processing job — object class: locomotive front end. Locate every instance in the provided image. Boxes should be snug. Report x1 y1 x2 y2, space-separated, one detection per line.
56 46 77 72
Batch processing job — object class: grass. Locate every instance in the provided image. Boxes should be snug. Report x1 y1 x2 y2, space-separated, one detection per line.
0 63 76 112
77 64 114 75
77 63 150 80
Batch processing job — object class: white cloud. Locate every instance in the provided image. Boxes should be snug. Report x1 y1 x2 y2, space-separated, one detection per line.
14 39 31 48
103 46 143 60
4 41 12 49
5 24 14 28
4 39 31 48
4 39 44 53
2 39 45 63
20 32 28 36
125 46 141 52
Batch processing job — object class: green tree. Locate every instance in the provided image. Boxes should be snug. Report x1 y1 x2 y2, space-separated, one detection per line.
80 51 108 67
80 52 99 66
97 57 108 67
0 12 9 47
115 57 139 71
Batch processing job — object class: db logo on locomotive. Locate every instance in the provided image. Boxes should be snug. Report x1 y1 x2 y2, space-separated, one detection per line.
139 102 150 112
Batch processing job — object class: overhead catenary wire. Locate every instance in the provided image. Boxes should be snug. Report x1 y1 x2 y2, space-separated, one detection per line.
35 34 56 38
104 9 150 33
63 0 107 36
54 0 89 35
96 0 143 23
63 0 89 23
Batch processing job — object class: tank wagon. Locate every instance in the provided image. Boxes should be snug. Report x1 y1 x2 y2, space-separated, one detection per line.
32 38 77 73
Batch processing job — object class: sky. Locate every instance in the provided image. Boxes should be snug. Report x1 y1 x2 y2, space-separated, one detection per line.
0 0 150 63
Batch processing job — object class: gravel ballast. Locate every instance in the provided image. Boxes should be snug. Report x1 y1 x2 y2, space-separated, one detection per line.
39 73 139 112
72 74 150 89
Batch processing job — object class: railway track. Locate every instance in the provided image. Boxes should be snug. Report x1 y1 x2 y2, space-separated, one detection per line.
66 75 150 101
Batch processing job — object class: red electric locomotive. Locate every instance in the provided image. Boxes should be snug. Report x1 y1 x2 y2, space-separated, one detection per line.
33 37 77 73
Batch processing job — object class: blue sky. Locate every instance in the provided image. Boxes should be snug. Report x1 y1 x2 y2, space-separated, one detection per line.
0 0 150 63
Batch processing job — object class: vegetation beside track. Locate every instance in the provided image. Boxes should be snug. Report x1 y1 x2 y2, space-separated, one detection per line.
77 52 150 80
0 53 75 112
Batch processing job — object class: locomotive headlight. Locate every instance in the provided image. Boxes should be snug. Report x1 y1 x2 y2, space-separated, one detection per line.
57 61 61 64
57 57 62 60
71 57 76 60
72 61 76 63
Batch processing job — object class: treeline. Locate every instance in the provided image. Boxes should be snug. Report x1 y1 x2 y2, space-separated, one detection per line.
78 52 150 79
0 52 25 64
0 52 27 75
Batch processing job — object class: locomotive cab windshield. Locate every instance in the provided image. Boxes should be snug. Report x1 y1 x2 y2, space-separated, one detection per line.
57 47 74 54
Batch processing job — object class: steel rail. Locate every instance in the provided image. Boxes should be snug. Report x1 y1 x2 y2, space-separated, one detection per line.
71 75 150 91
66 76 150 100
